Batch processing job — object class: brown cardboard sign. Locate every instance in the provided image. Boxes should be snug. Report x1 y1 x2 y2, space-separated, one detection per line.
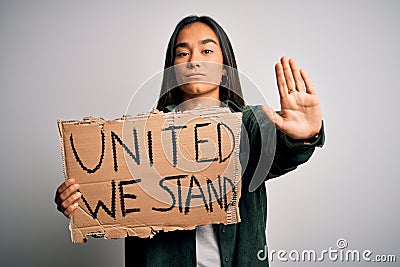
58 107 242 243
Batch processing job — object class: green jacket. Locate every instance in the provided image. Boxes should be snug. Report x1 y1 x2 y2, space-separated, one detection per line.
125 102 325 266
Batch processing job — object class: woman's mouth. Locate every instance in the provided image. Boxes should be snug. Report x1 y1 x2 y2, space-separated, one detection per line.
185 72 206 79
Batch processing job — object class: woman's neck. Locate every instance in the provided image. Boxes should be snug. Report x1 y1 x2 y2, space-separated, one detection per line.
176 97 222 112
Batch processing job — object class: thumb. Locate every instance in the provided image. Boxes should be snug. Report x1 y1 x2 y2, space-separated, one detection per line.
261 105 284 130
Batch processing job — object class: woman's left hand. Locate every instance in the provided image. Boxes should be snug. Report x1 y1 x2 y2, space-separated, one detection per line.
262 56 322 139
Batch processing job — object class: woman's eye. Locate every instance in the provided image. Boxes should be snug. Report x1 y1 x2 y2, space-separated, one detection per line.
203 49 213 54
176 52 189 57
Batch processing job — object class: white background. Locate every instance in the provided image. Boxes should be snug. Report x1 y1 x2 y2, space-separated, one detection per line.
0 1 399 266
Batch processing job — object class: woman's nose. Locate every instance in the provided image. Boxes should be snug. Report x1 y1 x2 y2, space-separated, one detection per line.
186 61 201 69
187 51 202 69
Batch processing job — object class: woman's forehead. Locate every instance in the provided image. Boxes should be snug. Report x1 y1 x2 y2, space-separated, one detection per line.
176 22 219 45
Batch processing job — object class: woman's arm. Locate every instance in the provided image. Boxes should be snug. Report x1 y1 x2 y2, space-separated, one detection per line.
244 56 324 191
266 56 325 177
267 123 324 179
242 105 324 191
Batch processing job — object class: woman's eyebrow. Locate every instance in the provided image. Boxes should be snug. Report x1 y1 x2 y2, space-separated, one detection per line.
175 42 189 50
199 38 218 45
175 39 218 50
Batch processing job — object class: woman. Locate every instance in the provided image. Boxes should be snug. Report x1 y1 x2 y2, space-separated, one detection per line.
55 15 324 266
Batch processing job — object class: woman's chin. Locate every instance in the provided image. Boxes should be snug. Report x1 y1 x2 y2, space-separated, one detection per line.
180 84 219 98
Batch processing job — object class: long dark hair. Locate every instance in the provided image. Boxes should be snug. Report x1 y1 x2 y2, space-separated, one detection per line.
156 15 244 111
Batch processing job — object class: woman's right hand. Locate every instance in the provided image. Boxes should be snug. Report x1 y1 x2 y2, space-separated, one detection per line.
55 178 81 218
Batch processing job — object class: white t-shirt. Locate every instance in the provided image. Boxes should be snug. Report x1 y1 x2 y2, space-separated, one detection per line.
196 224 221 267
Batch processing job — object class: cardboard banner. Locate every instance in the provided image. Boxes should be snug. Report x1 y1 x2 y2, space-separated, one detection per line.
58 107 242 243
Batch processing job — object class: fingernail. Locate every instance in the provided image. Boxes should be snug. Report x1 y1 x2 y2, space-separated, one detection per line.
76 192 81 197
68 178 74 183
73 202 79 208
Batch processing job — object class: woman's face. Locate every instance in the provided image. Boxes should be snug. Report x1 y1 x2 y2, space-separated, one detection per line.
173 22 225 101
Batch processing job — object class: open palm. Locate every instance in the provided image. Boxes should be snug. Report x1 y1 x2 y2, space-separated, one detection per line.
263 56 322 139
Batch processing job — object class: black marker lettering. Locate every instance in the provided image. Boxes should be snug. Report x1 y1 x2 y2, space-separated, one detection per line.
185 175 209 214
80 180 116 219
195 123 218 163
119 179 142 216
111 129 140 172
162 125 187 167
153 174 188 212
206 176 224 212
218 122 235 163
147 131 153 166
70 131 105 174
223 176 235 210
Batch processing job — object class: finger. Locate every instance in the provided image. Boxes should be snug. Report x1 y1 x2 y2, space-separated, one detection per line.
60 191 82 213
261 105 284 130
289 58 305 92
281 56 296 92
300 69 316 95
275 62 288 98
58 183 80 206
55 179 76 206
56 178 76 196
64 202 79 218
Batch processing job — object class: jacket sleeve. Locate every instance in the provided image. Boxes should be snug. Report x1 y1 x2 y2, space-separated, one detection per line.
267 121 325 179
241 105 325 182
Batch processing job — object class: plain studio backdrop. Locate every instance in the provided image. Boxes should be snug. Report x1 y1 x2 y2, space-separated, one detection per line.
0 1 398 266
